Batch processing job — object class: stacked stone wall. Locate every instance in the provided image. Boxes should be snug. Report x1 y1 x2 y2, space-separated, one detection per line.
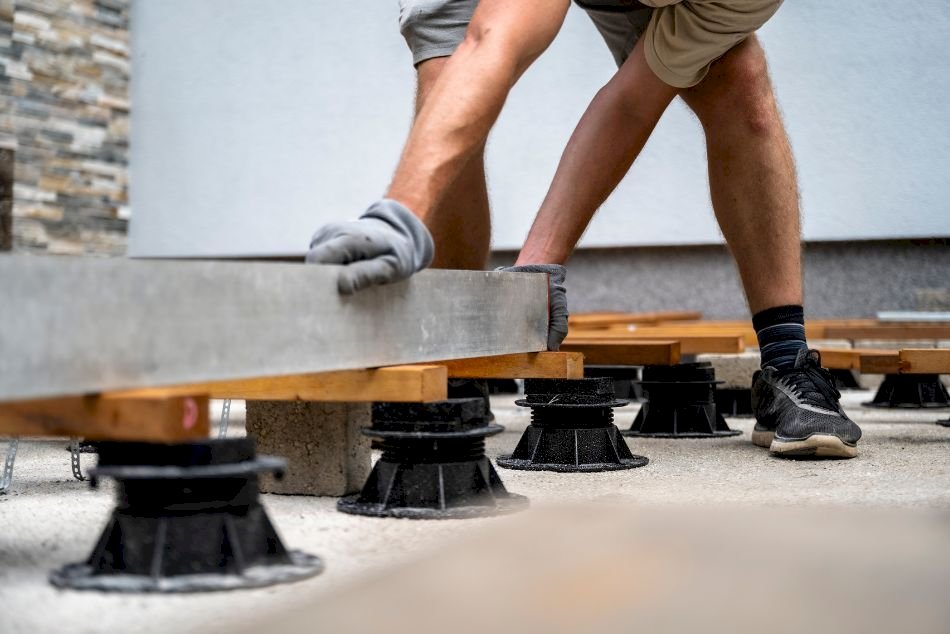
2 0 129 255
0 0 14 250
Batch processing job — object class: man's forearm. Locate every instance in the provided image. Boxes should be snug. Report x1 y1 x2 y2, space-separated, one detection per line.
387 0 570 224
517 39 677 265
386 37 517 223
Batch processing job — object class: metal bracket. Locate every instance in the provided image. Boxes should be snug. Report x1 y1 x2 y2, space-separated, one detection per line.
69 439 86 481
1 438 19 495
218 399 232 439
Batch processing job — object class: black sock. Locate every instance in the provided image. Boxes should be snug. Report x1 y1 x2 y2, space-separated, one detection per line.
753 305 807 370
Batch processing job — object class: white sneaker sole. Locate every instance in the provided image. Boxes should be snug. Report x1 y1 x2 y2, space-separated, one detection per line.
769 434 859 459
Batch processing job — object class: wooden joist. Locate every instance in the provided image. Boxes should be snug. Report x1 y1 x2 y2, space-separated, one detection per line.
0 352 590 440
560 341 680 366
564 333 744 355
111 353 584 402
815 348 902 374
0 353 589 441
815 348 899 371
111 365 449 403
897 349 950 375
575 320 881 345
858 353 903 375
568 311 703 329
427 352 584 380
660 319 877 328
594 325 759 347
814 348 862 370
819 348 949 375
111 353 586 403
0 395 210 442
824 325 950 341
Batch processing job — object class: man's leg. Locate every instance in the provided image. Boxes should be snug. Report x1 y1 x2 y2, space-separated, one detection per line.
680 37 860 458
388 0 570 222
415 57 495 409
516 38 677 265
679 36 801 315
414 57 491 270
308 0 568 296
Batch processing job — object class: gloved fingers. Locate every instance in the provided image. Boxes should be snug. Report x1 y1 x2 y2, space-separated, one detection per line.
546 271 569 351
547 313 569 351
547 297 569 351
336 256 401 295
309 222 348 248
496 264 569 350
306 234 374 265
307 234 355 264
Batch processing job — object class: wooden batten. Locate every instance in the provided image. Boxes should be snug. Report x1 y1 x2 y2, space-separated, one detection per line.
111 366 449 403
560 341 680 366
897 349 950 375
425 352 584 379
565 333 744 355
0 395 210 442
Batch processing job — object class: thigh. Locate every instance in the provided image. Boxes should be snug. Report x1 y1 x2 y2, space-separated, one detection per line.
399 0 479 66
644 0 783 88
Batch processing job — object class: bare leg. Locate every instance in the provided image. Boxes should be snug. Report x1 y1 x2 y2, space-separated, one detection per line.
516 39 676 265
680 36 802 314
387 0 569 222
414 58 491 270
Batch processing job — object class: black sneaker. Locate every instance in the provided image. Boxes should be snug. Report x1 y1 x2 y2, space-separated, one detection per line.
751 349 861 458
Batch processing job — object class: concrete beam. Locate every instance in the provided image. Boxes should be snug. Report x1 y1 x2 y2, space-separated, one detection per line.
0 256 548 401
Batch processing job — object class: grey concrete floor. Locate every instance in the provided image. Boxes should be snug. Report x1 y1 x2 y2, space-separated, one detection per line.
1 390 948 633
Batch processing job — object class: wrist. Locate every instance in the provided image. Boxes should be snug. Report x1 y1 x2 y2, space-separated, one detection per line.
382 190 426 217
514 249 568 267
362 198 435 271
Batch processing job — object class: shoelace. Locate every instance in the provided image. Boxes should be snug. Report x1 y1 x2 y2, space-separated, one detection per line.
777 350 841 411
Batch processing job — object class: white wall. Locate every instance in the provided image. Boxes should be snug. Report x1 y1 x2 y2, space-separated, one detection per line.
128 0 950 257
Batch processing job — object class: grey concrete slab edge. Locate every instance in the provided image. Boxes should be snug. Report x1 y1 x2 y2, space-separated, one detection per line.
0 256 548 401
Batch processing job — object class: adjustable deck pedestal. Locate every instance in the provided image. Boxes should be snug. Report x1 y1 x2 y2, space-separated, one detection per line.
697 352 761 418
584 365 642 401
50 438 322 592
714 389 753 418
864 374 950 409
338 398 528 519
625 363 742 439
497 378 648 473
829 369 862 390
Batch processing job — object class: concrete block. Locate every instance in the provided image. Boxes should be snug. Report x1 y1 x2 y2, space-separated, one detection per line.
697 352 761 389
246 401 371 497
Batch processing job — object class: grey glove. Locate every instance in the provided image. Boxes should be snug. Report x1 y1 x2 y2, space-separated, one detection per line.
499 264 568 351
306 199 435 295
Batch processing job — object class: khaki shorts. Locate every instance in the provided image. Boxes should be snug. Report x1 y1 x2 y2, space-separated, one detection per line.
398 0 782 88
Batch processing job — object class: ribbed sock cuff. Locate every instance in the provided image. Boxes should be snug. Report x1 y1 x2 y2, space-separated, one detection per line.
752 304 805 332
753 305 807 370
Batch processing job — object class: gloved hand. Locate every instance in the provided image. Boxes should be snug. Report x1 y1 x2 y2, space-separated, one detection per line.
306 199 435 295
499 264 568 351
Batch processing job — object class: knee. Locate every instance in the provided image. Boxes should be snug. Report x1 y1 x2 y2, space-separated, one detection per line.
689 39 780 137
